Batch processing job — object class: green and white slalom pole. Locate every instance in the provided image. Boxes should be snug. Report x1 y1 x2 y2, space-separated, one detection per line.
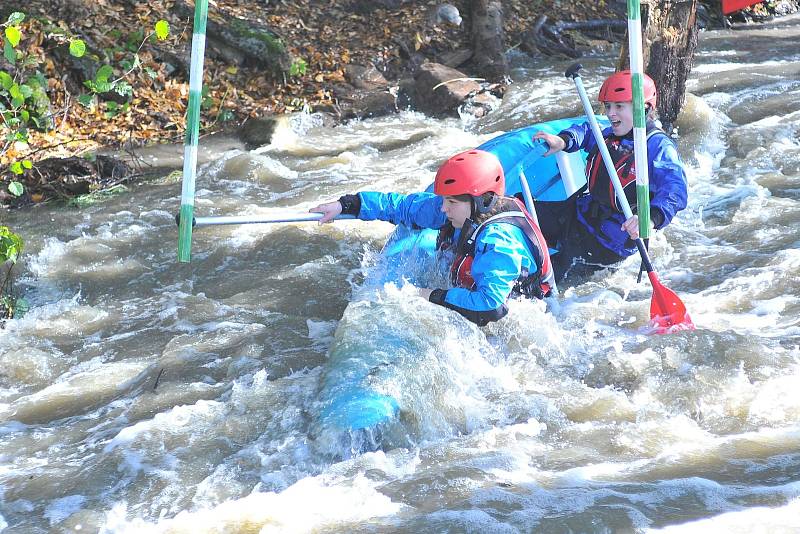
177 0 209 263
626 0 651 242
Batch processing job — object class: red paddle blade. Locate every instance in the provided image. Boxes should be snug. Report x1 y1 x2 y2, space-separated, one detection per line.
648 271 695 333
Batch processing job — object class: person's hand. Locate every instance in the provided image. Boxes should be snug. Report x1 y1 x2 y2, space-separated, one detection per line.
309 201 343 224
417 287 433 300
533 131 566 157
621 215 654 239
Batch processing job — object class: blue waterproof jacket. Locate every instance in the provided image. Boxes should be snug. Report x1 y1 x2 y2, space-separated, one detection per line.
560 121 688 257
356 191 541 324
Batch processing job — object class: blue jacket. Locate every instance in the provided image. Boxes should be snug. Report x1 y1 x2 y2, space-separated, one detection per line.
356 191 541 324
560 122 688 256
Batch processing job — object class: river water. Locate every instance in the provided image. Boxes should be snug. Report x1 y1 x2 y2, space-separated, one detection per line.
2 15 800 534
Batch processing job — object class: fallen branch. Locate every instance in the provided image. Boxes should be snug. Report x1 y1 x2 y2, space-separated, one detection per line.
432 77 486 91
522 17 627 59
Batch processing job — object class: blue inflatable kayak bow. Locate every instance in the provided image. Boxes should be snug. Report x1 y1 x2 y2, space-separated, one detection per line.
313 117 606 454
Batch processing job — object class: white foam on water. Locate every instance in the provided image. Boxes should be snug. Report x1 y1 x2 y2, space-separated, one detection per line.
27 237 69 278
693 60 795 75
647 496 800 533
747 365 800 424
105 399 225 454
99 472 403 533
305 319 336 351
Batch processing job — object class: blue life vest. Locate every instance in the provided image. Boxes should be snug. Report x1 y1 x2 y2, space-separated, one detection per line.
437 197 554 299
584 123 668 214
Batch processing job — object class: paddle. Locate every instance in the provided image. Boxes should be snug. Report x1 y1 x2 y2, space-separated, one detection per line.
176 212 356 227
565 63 694 332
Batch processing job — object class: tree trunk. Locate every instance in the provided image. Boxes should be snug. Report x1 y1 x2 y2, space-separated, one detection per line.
468 0 509 82
618 0 699 133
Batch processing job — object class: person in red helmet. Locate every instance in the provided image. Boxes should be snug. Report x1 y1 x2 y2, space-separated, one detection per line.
310 149 554 326
532 70 688 285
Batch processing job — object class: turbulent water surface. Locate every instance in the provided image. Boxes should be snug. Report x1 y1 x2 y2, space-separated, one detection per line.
1 16 800 534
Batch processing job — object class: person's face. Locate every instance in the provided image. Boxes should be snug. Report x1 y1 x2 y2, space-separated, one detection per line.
603 101 634 136
441 196 472 228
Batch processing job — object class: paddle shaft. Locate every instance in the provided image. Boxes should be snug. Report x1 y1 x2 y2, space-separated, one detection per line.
183 213 357 227
517 168 540 227
566 67 655 274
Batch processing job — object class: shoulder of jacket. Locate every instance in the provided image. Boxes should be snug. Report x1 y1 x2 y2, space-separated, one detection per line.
477 219 527 244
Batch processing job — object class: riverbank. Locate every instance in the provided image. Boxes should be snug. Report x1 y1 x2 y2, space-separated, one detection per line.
1 0 792 207
1 0 628 205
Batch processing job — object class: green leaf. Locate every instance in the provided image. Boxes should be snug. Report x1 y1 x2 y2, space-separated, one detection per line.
10 162 23 175
77 94 94 107
4 27 21 48
9 84 23 108
155 20 170 40
69 39 86 58
105 101 118 111
0 232 20 262
7 12 25 25
22 160 31 169
33 71 46 88
9 181 24 196
289 58 307 77
0 71 12 90
94 81 113 93
114 80 132 97
3 41 16 64
95 65 113 82
18 83 32 99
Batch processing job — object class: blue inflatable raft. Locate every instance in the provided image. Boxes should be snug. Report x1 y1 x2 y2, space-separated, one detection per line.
313 116 607 454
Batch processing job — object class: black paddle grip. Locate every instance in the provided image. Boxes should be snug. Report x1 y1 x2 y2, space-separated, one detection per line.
565 63 583 80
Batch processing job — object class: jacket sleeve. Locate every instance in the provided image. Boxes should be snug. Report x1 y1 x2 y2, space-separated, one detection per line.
559 122 607 154
647 135 688 229
356 191 447 229
429 224 535 325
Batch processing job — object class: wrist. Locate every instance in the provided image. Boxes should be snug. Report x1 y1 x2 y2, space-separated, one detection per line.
338 194 361 216
649 207 665 228
429 288 447 305
557 132 572 151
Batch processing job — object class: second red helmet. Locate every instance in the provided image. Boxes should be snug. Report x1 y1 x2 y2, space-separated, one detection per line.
598 70 657 109
434 149 505 197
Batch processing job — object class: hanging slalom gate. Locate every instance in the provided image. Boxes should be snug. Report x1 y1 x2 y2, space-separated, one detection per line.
176 0 208 263
721 0 765 15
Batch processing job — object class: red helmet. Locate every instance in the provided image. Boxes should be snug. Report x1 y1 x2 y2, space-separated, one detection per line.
598 70 657 109
434 149 505 198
